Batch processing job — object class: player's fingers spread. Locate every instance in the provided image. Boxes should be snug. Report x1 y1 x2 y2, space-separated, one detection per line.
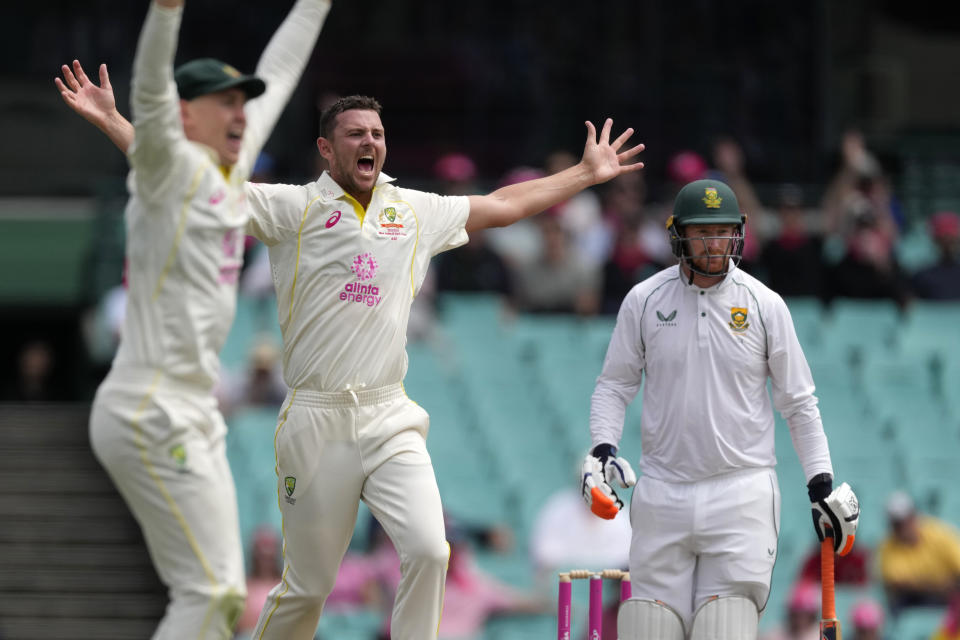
584 120 597 145
611 127 634 150
100 64 111 88
61 65 80 91
599 117 613 144
72 60 89 85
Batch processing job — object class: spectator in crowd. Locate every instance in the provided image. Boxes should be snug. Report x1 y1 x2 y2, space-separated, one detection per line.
598 170 669 314
433 154 513 298
822 129 900 240
352 514 542 640
433 152 479 196
511 213 601 315
759 581 821 640
824 194 910 308
219 336 287 417
235 527 284 640
529 486 631 587
708 136 766 265
484 166 548 267
796 533 871 586
933 594 960 640
544 149 607 268
3 339 57 402
849 598 886 640
759 184 825 298
911 211 960 300
878 491 960 616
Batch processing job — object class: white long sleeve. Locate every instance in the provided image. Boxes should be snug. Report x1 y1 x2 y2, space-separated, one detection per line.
590 264 834 483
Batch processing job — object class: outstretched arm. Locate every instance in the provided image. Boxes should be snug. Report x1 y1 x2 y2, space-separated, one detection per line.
55 60 133 154
466 118 644 232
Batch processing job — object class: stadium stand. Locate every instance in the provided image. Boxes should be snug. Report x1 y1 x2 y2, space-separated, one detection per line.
0 404 165 639
218 291 960 637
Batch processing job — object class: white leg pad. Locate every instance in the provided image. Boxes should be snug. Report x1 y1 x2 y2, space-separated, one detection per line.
617 597 685 640
689 595 759 640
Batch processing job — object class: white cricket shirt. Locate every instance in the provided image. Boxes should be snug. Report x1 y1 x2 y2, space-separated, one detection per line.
590 263 833 483
112 0 329 390
245 172 470 391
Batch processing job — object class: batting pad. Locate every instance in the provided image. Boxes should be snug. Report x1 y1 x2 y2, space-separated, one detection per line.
617 597 685 640
689 595 758 640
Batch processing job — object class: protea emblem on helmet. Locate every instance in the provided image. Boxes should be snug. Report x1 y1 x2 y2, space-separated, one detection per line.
729 307 750 332
702 187 722 209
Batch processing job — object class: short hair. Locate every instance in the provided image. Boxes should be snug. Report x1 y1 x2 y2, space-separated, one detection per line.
319 95 383 138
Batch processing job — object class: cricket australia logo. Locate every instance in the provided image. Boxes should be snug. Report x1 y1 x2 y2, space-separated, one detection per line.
377 206 408 239
170 443 187 473
284 476 297 505
702 187 722 209
729 307 750 332
656 309 678 327
351 252 378 281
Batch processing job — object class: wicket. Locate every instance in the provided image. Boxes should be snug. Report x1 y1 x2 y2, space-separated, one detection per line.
557 569 631 640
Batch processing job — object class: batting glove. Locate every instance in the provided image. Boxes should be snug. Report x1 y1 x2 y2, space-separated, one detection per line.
808 474 860 556
581 444 636 520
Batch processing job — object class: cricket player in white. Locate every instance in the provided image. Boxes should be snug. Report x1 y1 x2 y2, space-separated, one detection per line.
240 97 644 639
580 179 861 639
56 1 331 637
57 84 645 640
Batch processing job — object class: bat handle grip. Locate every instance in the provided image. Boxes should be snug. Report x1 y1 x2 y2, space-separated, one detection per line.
821 527 836 620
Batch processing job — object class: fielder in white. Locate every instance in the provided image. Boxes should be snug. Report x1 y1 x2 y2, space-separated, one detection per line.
580 179 861 640
240 97 642 639
55 1 330 637
62 88 645 637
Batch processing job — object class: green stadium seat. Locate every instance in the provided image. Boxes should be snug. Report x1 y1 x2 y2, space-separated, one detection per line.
819 298 902 358
784 296 826 352
888 605 948 640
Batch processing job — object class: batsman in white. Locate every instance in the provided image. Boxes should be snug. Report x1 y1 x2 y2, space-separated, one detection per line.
580 179 861 640
55 0 331 637
61 84 645 635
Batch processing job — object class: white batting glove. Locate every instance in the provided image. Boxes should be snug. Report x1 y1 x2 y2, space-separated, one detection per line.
581 444 636 520
809 475 860 556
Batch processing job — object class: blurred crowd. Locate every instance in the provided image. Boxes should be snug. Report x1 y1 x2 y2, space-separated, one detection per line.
5 123 960 639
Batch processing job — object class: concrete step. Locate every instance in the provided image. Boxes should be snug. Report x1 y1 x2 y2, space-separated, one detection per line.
0 616 159 640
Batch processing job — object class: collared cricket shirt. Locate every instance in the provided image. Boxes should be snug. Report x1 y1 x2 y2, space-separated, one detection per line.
245 171 469 391
112 0 330 390
590 263 833 483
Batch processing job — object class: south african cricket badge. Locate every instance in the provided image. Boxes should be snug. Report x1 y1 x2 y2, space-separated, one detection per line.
702 187 722 209
284 476 297 505
729 307 750 333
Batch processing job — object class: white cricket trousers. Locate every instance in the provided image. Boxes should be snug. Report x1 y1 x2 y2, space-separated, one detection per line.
89 367 247 640
251 383 449 640
628 466 781 631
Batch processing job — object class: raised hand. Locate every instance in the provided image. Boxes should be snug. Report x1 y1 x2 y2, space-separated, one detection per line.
55 60 118 130
580 118 645 185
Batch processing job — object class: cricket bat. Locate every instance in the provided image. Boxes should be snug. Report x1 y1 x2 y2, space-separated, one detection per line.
821 527 841 640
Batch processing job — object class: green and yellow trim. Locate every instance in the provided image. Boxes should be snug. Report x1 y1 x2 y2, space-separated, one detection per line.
130 370 222 639
256 389 298 639
152 164 207 301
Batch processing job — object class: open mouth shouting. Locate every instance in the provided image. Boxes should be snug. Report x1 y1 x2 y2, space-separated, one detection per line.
357 155 375 175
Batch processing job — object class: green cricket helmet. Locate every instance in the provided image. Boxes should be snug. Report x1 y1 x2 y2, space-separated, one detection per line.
666 179 746 277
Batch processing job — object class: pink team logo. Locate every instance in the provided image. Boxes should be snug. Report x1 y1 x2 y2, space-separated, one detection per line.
222 229 239 257
209 188 226 205
326 210 342 228
351 252 378 281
